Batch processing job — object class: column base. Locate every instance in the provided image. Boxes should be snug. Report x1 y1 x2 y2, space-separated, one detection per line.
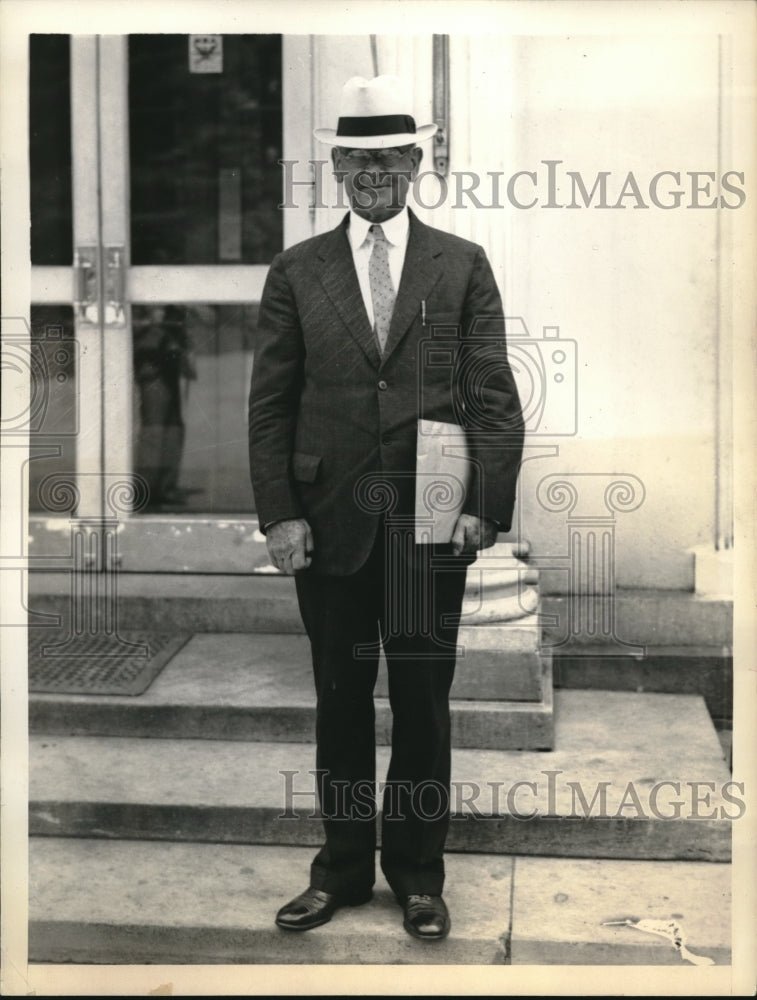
690 544 733 599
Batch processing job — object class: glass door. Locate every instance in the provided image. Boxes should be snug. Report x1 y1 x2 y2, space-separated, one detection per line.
28 34 107 570
29 33 314 571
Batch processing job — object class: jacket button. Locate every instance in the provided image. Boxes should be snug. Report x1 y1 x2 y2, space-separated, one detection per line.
377 380 388 391
382 436 391 446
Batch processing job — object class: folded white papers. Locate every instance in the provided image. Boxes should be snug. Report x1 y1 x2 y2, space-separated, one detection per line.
414 419 471 544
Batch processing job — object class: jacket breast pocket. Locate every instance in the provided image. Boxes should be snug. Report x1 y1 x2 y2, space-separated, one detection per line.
425 311 460 326
292 452 322 483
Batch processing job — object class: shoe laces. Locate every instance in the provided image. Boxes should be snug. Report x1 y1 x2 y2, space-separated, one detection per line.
406 893 437 914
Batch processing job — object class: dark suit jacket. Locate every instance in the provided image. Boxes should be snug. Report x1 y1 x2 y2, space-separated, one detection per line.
249 209 524 575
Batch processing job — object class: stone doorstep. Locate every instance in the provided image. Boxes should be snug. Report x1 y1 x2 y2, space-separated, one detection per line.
27 840 731 966
509 856 731 965
552 645 733 724
27 523 530 575
28 573 733 645
29 683 555 752
30 842 512 966
542 593 732 649
27 632 551 747
28 623 545 708
28 691 733 861
26 572 307 634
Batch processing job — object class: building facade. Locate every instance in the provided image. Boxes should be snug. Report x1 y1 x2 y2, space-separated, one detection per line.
26 32 738 602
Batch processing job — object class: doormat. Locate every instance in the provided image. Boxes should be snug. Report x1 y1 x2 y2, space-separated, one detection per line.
28 630 192 696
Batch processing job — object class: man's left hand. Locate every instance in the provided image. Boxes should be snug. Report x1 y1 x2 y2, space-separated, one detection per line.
450 514 499 556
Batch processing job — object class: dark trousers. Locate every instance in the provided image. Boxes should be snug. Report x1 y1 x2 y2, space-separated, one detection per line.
294 521 473 899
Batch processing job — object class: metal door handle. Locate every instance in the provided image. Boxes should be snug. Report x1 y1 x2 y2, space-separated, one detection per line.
73 245 98 323
104 245 126 323
74 245 126 326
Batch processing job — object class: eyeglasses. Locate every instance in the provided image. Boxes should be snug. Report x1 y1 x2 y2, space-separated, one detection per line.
337 146 415 168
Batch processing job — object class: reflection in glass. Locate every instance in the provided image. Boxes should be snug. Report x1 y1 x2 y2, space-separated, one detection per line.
28 307 77 513
129 35 282 265
29 35 73 265
132 303 258 514
133 305 196 509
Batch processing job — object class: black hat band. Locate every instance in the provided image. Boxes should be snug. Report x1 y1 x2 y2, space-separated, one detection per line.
336 114 417 137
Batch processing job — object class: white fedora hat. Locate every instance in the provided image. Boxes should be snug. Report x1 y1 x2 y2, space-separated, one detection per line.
314 75 438 149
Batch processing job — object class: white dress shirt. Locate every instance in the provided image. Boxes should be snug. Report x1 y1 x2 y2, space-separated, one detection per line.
347 207 410 329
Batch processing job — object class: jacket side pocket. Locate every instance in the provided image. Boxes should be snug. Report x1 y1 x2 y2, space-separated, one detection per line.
291 452 322 483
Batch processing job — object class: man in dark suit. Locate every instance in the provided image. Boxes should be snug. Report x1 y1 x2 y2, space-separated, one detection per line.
249 75 524 941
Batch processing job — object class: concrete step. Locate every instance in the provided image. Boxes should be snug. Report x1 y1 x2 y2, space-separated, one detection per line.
388 617 545 701
29 691 734 861
542 592 732 649
28 839 730 965
29 633 554 750
29 574 731 646
29 841 509 965
509 855 730 965
27 539 537 633
553 645 732 724
27 572 305 633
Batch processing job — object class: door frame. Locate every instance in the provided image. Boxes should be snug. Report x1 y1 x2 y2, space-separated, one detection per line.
29 33 314 572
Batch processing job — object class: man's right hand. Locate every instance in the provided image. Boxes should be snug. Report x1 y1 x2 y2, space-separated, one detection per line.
265 518 314 575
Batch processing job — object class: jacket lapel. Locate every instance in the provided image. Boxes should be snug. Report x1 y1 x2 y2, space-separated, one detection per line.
380 211 443 367
316 216 381 369
314 211 444 370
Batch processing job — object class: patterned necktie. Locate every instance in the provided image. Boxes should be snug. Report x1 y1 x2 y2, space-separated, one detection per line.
368 224 396 354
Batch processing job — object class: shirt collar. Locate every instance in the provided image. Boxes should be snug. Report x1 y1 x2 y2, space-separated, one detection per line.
348 206 410 251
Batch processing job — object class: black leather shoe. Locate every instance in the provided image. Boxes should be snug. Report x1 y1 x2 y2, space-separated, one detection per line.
400 894 451 941
275 886 373 931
